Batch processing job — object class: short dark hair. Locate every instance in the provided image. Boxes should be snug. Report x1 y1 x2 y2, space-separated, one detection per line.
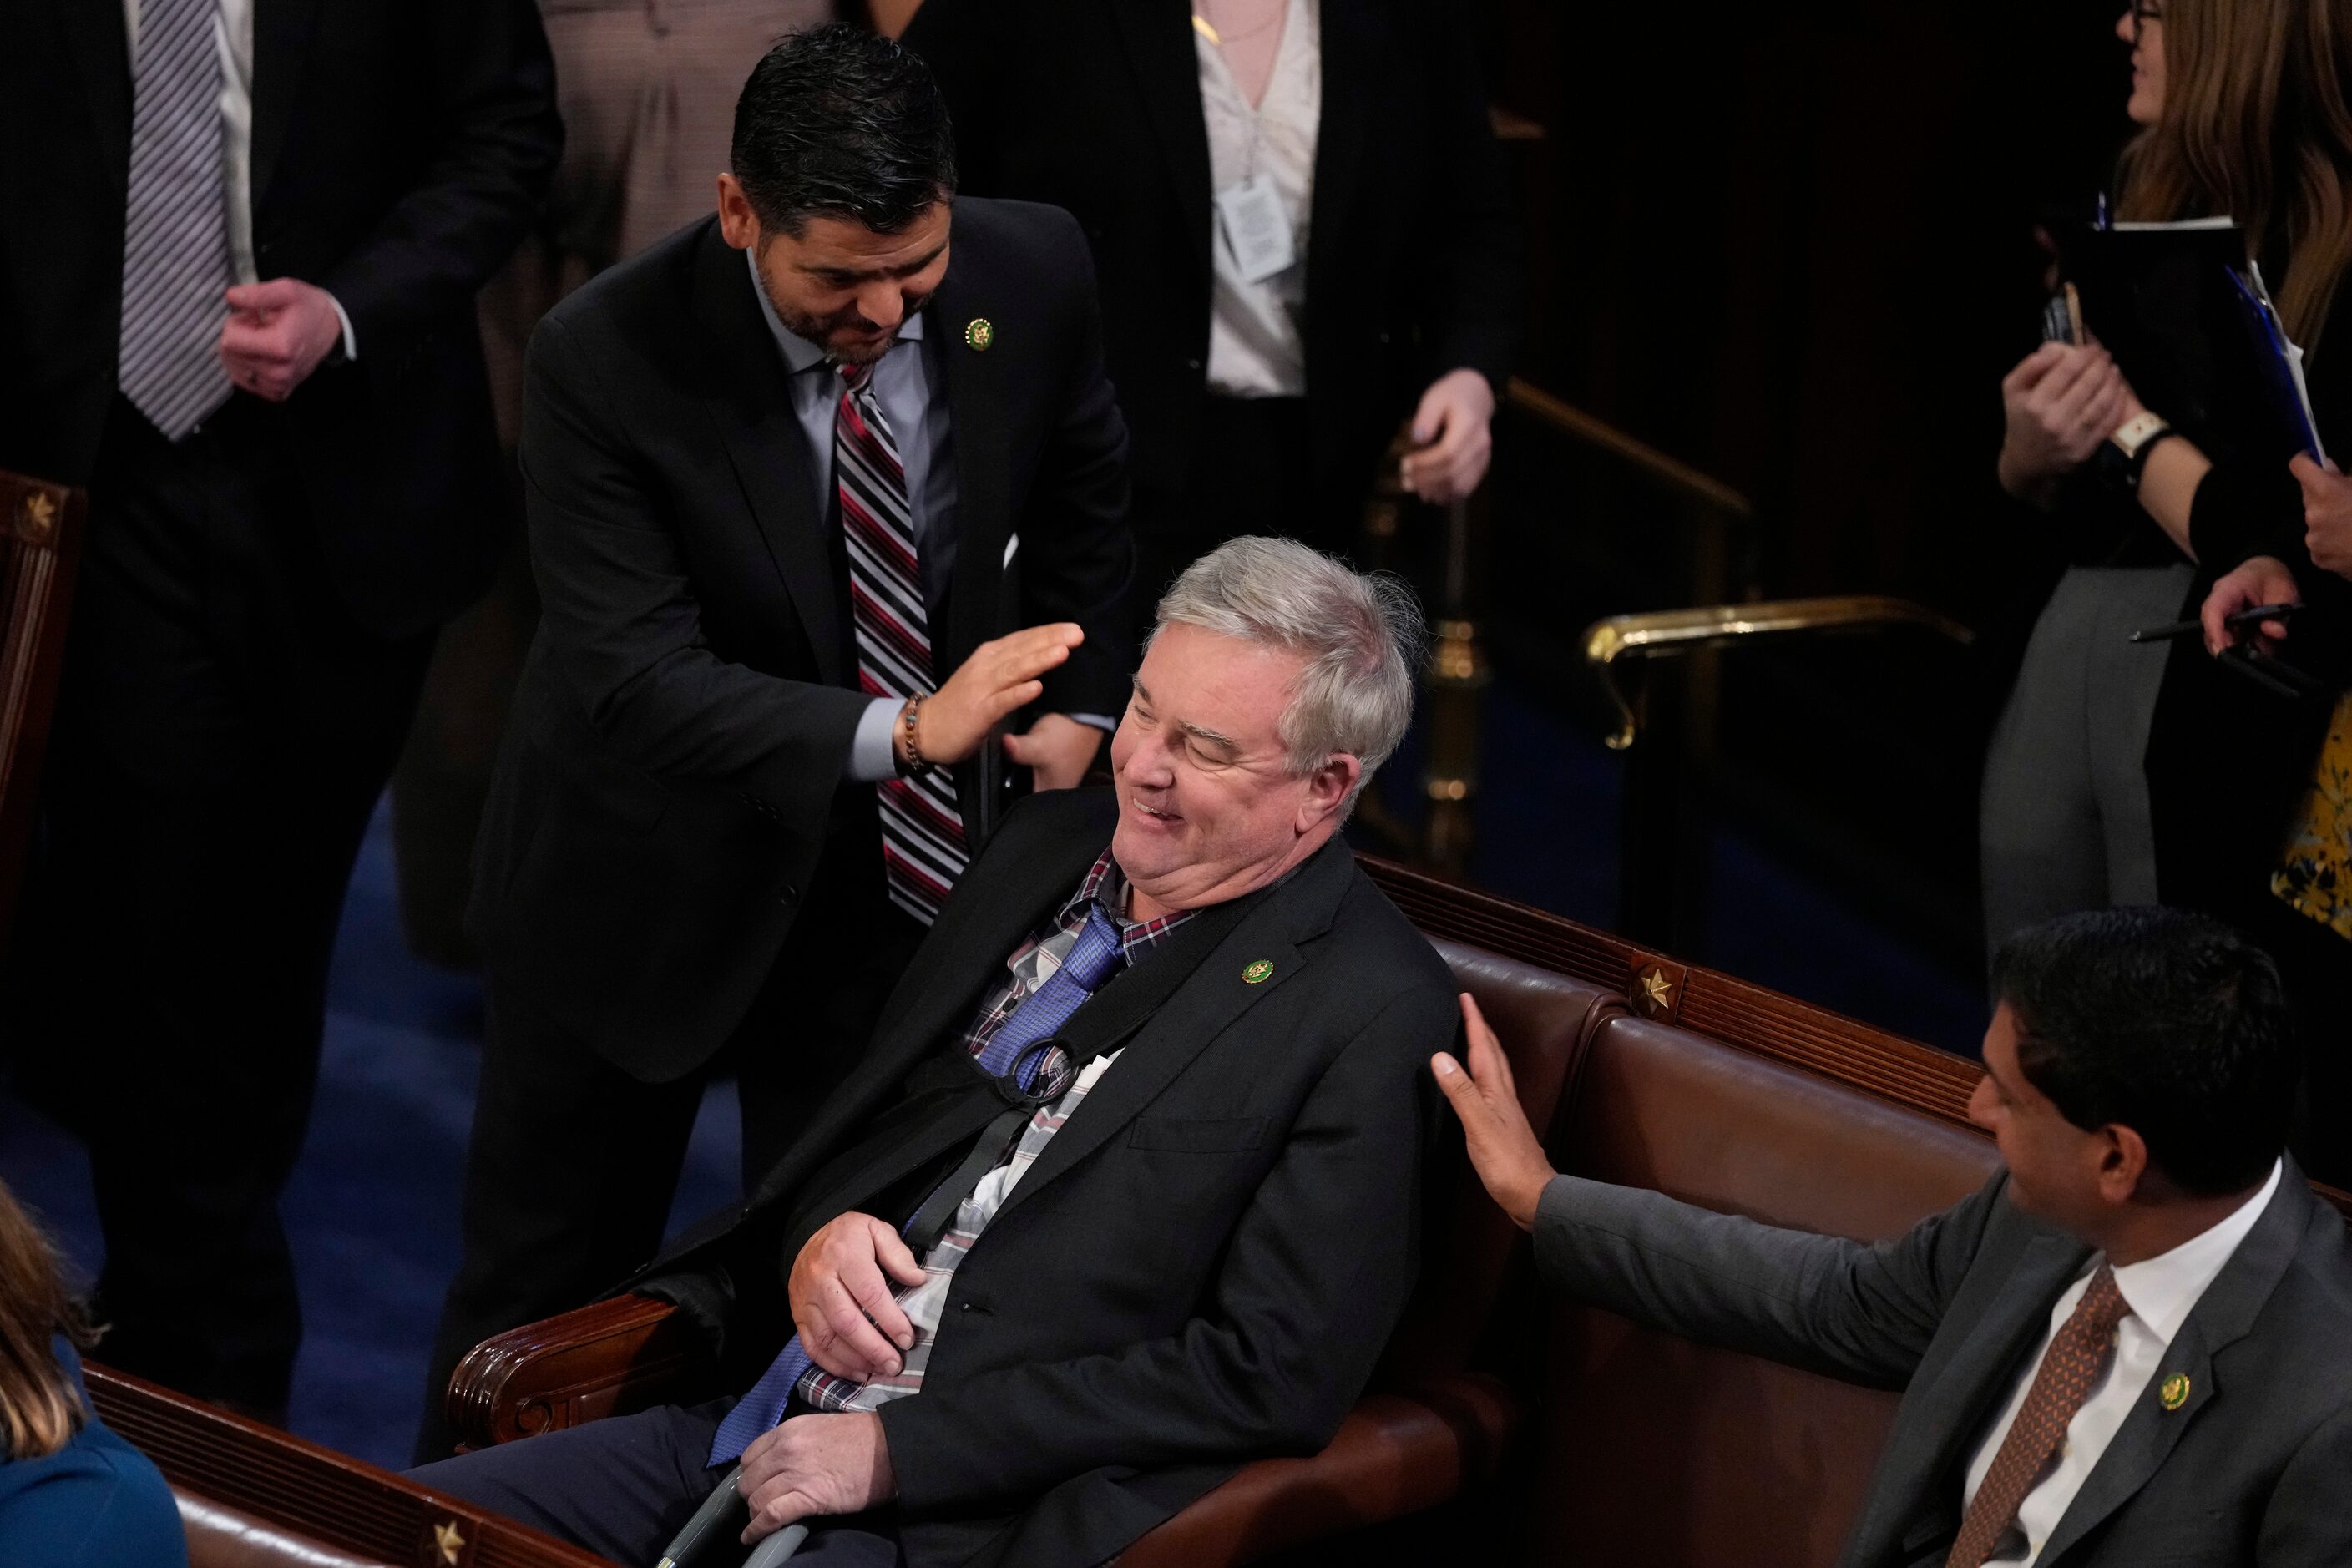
730 24 956 239
1991 907 2296 1196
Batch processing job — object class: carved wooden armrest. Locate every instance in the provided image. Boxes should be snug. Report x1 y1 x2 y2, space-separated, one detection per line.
1117 1372 1522 1566
447 1294 716 1451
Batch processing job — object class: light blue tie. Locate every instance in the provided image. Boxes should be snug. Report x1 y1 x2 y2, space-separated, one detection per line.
118 0 233 438
706 904 1127 1466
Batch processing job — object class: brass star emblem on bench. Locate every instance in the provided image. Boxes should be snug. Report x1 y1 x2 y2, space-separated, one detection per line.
432 1519 467 1565
18 489 56 542
1636 964 1675 1017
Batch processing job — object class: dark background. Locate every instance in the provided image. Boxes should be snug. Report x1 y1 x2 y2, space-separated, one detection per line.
1460 0 2136 976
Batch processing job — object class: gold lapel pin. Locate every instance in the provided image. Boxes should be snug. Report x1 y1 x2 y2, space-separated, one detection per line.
964 317 994 352
1242 959 1273 984
2158 1373 2191 1411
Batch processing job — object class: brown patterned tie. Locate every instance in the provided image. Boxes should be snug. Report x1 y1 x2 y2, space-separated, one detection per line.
1945 1263 2132 1568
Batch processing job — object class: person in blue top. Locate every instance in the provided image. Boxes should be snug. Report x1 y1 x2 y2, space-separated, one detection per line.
0 1179 186 1567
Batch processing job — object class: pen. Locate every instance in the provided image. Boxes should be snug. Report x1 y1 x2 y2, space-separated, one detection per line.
2129 603 2300 644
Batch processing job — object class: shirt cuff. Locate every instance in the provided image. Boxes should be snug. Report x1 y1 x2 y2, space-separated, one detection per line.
1065 713 1117 734
847 695 903 783
326 292 358 362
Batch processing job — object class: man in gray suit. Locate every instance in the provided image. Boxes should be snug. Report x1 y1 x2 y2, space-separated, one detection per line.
1433 906 2352 1567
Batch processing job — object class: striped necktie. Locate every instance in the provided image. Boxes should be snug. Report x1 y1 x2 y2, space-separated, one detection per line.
1945 1264 2132 1568
119 0 234 440
836 360 969 923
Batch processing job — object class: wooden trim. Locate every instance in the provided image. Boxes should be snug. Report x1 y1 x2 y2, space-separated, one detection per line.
83 1362 618 1568
448 1292 710 1450
0 469 87 949
1360 853 1985 1129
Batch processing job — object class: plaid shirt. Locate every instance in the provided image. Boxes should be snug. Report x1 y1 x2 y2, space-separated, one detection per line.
794 851 1193 1413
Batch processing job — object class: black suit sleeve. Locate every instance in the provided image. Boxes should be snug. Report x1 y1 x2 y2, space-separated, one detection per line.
521 315 873 799
875 982 1451 1512
321 0 561 347
1021 214 1136 718
1416 0 1517 392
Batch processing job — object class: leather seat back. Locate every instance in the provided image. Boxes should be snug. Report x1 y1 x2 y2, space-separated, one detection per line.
1377 940 1619 1387
180 1492 393 1568
1532 1013 2000 1568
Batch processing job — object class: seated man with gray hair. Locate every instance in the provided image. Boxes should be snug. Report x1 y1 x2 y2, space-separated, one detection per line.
414 537 1455 1568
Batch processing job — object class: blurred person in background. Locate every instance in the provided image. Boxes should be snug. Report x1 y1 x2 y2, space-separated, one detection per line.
1985 0 2352 1180
899 0 1516 613
0 0 559 1419
393 0 837 962
0 1179 187 1568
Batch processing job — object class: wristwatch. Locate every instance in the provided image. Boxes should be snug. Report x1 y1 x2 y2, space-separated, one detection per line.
2106 411 2177 491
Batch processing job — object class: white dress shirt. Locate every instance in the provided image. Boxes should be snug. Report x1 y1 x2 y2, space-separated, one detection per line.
1960 1159 2284 1565
123 0 357 357
1195 0 1319 398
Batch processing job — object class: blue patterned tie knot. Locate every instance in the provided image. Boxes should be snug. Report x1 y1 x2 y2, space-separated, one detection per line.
978 903 1123 1093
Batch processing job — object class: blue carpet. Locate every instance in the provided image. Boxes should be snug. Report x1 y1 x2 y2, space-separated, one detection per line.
0 797 743 1470
0 671 1983 1470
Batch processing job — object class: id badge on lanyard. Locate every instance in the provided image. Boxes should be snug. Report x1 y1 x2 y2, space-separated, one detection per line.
1216 170 1295 283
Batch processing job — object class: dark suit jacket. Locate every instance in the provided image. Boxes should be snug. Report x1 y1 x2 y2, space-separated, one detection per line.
0 0 560 637
623 787 1459 1568
902 0 1517 518
1536 1166 2352 1566
469 206 1132 1080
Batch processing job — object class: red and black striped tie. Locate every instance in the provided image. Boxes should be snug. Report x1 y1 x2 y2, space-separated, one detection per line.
836 360 969 923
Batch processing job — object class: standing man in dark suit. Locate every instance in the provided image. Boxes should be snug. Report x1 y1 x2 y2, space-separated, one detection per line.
901 0 1518 605
1439 906 2352 1567
413 539 1454 1568
0 0 559 1417
416 24 1133 1459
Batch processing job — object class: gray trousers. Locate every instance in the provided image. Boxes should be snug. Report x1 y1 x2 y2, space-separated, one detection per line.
1980 563 2196 955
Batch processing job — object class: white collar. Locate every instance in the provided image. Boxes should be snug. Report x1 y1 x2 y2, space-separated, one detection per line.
744 247 924 375
2104 1157 2283 1345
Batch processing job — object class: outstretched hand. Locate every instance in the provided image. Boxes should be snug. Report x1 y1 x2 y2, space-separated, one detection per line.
1429 992 1556 1231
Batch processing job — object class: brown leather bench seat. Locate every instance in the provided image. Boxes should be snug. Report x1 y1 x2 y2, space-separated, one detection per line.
1528 1011 2000 1568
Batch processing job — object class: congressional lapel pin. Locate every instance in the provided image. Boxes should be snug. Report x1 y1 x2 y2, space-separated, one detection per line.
964 316 994 352
2158 1373 2191 1411
1242 959 1274 984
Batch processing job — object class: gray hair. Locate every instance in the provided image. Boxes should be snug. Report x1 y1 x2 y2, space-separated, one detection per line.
1150 537 1423 811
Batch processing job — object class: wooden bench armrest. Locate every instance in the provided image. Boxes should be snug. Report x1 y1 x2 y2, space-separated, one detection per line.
1118 1372 1521 1566
448 1295 716 1451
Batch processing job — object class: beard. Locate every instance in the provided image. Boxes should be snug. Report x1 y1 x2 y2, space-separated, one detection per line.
771 290 933 367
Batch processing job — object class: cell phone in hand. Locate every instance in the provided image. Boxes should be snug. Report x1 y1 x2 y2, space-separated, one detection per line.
2041 282 2085 346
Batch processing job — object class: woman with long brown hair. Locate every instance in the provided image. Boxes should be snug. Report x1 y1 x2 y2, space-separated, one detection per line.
1987 0 2352 1176
0 1179 185 1565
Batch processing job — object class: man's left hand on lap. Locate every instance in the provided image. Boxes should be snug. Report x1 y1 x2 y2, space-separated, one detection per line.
737 1413 897 1543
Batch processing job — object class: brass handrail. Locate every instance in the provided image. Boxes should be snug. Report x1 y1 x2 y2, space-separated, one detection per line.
1583 595 1975 750
1505 377 1754 522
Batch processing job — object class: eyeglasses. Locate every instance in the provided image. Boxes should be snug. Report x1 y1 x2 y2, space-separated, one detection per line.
2130 0 2164 38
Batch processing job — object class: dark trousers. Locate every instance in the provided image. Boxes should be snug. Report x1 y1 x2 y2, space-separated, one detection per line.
415 838 922 1459
1130 395 1320 617
3 395 432 1414
409 1399 903 1567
